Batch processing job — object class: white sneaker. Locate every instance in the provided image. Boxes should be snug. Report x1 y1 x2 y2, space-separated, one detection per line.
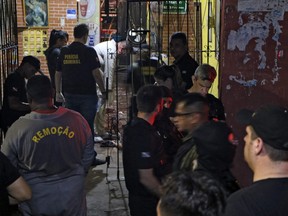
94 136 104 143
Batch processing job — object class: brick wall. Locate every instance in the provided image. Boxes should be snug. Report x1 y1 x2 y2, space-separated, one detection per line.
16 1 197 74
17 0 78 75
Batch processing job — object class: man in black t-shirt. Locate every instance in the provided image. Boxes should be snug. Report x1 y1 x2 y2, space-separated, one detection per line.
55 23 105 135
1 55 42 134
123 85 164 216
169 32 199 90
0 152 31 215
224 105 288 216
55 23 106 166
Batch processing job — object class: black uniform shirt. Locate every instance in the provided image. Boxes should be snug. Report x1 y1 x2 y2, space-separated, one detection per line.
57 42 100 95
123 117 163 197
1 71 29 128
174 52 199 89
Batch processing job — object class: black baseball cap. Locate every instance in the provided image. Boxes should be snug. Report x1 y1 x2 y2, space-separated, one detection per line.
193 120 236 167
237 105 288 151
21 55 43 75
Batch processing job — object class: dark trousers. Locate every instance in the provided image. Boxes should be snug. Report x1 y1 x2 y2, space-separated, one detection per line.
64 93 98 136
128 194 158 216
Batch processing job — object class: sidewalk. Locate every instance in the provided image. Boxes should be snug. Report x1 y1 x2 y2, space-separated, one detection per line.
86 142 129 216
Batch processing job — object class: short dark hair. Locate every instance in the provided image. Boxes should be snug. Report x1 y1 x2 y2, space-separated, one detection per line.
177 93 209 113
154 65 175 81
136 85 162 113
26 75 53 103
74 23 89 38
170 32 187 45
159 171 226 216
154 65 184 90
194 64 217 82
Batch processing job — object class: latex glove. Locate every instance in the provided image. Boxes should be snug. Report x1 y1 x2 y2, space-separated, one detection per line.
55 92 65 103
98 93 106 105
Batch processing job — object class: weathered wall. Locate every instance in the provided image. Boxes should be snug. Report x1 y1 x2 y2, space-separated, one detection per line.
220 0 288 186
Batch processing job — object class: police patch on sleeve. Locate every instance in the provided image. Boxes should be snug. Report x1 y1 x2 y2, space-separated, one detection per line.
141 152 151 158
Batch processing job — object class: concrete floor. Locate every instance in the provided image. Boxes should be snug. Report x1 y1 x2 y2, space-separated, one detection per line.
84 70 131 216
86 142 130 216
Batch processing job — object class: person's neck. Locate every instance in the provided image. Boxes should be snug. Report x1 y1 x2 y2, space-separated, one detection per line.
31 102 57 113
253 161 288 182
175 52 187 61
74 37 86 44
137 112 156 125
187 85 197 93
16 67 26 78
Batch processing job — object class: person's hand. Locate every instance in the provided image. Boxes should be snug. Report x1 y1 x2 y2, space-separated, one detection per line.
56 92 65 103
98 92 106 104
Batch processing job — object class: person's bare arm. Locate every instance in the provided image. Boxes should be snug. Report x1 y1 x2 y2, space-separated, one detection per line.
55 71 65 102
139 168 161 197
55 71 62 93
8 96 30 111
7 176 32 204
92 68 105 93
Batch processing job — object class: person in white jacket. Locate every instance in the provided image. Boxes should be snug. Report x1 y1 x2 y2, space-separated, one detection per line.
93 35 127 138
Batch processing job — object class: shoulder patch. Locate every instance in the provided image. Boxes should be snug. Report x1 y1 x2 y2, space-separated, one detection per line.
141 152 151 158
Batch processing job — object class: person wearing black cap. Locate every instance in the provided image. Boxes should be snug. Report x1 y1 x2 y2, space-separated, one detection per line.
2 75 94 216
224 105 288 216
1 55 42 134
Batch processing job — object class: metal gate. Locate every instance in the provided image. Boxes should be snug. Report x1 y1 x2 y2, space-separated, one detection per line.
117 0 220 98
0 0 18 104
0 0 18 140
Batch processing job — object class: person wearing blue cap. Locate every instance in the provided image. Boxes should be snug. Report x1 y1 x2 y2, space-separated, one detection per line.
1 55 42 134
224 105 288 216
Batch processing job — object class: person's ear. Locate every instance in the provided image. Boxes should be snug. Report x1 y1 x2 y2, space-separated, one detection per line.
254 137 264 155
184 43 189 51
192 75 197 84
154 100 163 113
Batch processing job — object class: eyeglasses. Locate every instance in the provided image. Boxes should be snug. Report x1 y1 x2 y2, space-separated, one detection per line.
173 111 203 117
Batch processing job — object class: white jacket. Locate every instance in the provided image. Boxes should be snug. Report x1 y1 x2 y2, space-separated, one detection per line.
94 39 116 90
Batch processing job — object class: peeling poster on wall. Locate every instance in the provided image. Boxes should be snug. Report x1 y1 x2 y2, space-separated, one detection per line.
238 0 288 12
